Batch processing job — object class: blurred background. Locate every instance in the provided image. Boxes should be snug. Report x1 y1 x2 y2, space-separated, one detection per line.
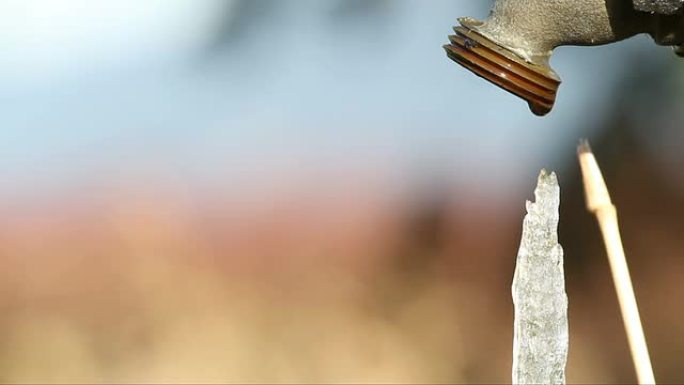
1 0 682 383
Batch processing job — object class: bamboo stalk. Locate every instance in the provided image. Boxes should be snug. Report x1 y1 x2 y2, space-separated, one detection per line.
577 140 656 385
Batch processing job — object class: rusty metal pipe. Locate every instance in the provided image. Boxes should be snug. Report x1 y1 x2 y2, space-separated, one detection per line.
445 0 684 115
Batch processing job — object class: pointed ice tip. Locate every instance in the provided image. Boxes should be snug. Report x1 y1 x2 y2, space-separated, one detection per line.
538 169 558 184
532 169 560 215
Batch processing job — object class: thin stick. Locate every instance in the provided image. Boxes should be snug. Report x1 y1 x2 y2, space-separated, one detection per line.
577 140 656 385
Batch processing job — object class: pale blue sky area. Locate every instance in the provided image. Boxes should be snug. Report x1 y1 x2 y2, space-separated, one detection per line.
0 0 659 201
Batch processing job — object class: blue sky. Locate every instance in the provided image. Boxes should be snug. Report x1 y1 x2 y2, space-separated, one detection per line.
0 0 659 200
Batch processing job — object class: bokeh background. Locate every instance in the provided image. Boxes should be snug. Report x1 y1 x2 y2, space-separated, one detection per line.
1 0 683 383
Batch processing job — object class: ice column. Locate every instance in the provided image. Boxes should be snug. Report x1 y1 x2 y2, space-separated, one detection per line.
512 170 569 385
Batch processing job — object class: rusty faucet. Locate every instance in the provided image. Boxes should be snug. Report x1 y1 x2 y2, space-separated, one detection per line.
445 0 684 115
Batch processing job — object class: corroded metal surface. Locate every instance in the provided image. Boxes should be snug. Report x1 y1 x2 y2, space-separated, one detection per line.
446 0 684 115
633 0 684 15
444 18 560 116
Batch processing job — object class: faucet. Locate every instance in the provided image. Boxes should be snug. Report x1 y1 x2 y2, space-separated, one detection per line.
444 0 684 116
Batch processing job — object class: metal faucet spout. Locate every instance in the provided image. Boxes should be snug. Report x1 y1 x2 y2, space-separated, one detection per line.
445 0 684 115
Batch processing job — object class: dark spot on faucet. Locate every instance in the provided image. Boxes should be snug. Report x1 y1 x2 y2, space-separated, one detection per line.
464 37 479 50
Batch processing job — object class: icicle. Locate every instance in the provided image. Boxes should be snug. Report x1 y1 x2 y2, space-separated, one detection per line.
512 170 568 385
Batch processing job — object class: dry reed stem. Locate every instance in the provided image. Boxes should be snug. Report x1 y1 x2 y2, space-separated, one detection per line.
578 140 656 385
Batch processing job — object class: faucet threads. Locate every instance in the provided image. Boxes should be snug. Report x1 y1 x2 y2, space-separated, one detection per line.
444 19 561 116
